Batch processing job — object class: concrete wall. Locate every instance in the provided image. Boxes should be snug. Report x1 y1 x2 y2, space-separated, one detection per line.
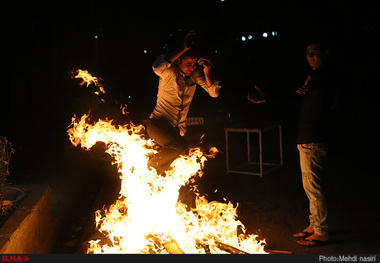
0 185 52 254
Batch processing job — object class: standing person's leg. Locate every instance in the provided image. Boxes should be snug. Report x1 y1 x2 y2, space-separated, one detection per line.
146 118 187 175
297 143 329 245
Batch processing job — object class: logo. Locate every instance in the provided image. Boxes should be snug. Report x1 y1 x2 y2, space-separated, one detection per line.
1 255 30 262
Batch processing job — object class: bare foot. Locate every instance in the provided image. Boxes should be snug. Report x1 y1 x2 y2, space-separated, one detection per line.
293 227 314 238
297 233 329 246
305 233 329 242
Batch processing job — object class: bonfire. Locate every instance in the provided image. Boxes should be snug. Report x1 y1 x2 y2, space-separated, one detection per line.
67 69 266 254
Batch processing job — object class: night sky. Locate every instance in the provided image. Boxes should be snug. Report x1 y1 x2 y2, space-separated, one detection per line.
3 0 380 175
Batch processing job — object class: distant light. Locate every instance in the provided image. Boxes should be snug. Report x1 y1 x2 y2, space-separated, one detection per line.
272 31 278 36
143 50 148 54
214 50 218 54
128 96 131 99
241 36 246 41
262 32 268 38
94 35 98 39
248 35 253 40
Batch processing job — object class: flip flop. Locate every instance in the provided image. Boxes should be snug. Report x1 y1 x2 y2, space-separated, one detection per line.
297 238 329 247
293 231 314 238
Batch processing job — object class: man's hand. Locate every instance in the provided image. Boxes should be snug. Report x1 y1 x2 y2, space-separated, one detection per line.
166 30 196 63
296 75 311 94
197 58 214 87
198 58 212 74
184 30 196 50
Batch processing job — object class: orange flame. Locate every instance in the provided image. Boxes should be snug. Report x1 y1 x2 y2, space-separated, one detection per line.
68 70 266 254
73 69 106 96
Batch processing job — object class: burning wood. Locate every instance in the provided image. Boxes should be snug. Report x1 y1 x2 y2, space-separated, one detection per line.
163 242 185 254
163 240 293 255
215 241 293 255
265 249 294 254
215 241 249 254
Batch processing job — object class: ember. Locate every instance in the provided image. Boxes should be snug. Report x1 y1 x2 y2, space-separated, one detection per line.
67 69 266 254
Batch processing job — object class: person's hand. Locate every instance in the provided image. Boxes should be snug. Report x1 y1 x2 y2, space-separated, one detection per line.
247 85 266 103
198 58 212 74
296 75 311 94
184 30 196 50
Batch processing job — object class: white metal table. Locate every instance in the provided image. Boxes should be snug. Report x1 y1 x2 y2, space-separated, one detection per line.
224 122 283 177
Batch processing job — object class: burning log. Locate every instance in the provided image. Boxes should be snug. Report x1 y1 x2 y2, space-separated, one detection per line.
214 241 249 254
163 241 185 254
265 249 294 254
215 241 293 254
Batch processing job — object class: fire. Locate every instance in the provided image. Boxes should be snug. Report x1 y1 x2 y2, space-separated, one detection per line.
68 70 266 254
73 69 106 96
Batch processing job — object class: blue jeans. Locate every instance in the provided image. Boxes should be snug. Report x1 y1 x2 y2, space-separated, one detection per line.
146 117 187 175
298 143 329 236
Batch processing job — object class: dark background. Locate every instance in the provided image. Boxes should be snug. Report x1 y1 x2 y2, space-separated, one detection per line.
2 0 380 254
2 0 380 182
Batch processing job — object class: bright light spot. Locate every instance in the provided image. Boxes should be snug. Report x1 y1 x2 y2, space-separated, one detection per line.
248 35 253 40
272 31 278 36
241 36 246 41
262 32 268 38
143 50 148 54
128 95 131 99
95 35 98 39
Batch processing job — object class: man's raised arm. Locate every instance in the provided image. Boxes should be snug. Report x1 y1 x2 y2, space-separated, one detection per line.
164 30 196 63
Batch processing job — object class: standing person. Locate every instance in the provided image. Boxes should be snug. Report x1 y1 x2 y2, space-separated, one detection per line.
293 41 337 246
248 40 338 246
146 31 221 175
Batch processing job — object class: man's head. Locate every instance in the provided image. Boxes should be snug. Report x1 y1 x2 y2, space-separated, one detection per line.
306 41 330 70
177 50 198 76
